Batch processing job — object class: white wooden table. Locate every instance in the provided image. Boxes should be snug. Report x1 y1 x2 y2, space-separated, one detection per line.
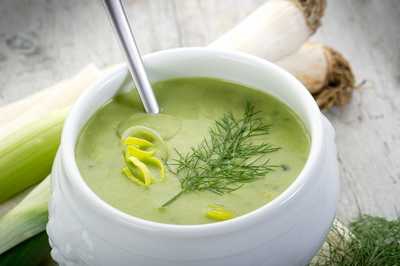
0 0 399 223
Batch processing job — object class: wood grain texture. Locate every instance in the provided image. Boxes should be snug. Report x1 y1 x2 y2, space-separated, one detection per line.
0 0 399 223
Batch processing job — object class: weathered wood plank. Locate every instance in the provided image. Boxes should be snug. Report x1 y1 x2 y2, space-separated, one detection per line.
312 0 400 221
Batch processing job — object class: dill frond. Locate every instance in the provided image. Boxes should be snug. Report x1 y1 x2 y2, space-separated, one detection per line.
162 103 280 207
312 215 400 266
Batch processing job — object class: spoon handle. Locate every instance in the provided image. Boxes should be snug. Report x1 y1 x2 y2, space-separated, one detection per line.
104 0 159 114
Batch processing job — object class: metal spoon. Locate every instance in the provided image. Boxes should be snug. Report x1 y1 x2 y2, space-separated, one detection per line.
103 0 159 114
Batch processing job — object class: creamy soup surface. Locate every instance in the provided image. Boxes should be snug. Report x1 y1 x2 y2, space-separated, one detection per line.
76 78 310 224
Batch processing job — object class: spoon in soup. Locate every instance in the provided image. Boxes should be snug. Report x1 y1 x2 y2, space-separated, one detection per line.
103 0 159 114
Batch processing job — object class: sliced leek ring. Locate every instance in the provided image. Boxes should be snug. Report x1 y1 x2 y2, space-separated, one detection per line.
144 156 166 181
121 126 168 159
123 136 153 148
126 145 154 160
121 125 162 142
125 157 153 186
118 113 181 140
206 204 234 221
122 167 147 187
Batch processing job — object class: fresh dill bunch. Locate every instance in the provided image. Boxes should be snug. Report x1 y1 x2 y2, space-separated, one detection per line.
162 103 280 207
312 215 400 266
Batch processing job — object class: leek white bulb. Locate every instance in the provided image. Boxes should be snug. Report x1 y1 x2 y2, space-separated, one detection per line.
210 0 326 61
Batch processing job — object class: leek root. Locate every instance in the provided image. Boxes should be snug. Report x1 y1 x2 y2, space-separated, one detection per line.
210 1 356 109
277 43 356 109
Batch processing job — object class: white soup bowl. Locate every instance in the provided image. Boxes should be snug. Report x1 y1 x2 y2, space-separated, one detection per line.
47 48 339 266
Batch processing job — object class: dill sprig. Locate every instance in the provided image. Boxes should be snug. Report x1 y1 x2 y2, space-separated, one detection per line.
162 103 280 207
312 215 400 266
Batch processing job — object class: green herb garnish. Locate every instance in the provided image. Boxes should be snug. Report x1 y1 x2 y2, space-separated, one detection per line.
162 103 280 207
312 215 400 266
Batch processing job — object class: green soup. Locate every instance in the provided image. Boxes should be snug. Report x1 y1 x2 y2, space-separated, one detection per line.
76 78 310 225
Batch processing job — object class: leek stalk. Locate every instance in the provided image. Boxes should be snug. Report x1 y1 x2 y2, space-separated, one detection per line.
0 110 66 203
0 177 50 255
0 65 102 203
0 232 52 266
0 64 100 127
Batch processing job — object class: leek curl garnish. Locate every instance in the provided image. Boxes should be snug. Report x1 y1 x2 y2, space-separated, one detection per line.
121 126 167 187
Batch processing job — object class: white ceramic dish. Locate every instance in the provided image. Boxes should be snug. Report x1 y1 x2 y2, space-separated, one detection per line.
47 48 339 266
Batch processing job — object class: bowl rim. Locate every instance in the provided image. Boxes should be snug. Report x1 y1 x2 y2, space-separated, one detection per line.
60 47 323 236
